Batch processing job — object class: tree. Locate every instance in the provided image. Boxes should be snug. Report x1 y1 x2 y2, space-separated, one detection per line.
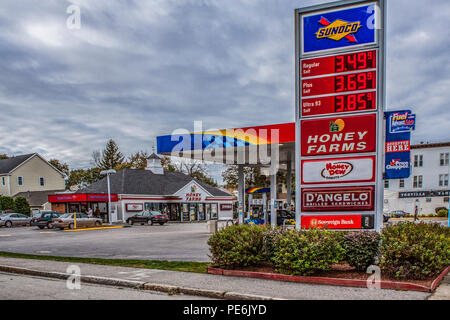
66 168 103 191
161 156 177 172
49 159 70 176
14 197 31 216
191 171 218 187
117 151 150 170
0 154 8 160
0 196 16 212
95 139 125 171
222 166 268 189
172 159 218 186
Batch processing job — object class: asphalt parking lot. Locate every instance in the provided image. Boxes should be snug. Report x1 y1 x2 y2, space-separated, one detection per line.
0 223 212 262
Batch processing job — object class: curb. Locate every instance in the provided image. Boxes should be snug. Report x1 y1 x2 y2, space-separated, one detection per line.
0 264 282 300
208 266 450 293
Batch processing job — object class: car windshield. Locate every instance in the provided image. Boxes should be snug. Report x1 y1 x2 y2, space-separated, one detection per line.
0 213 7 217
60 214 72 218
150 211 161 216
33 213 43 218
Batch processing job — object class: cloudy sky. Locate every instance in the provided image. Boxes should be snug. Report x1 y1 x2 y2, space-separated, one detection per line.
0 0 449 179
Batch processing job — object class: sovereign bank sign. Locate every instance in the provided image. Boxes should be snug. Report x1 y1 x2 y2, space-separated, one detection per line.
302 3 377 54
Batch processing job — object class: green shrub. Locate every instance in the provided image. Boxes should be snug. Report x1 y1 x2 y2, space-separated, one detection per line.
343 231 380 271
0 196 15 211
262 228 287 263
437 209 449 218
273 229 346 276
14 197 31 216
207 224 267 268
380 222 450 280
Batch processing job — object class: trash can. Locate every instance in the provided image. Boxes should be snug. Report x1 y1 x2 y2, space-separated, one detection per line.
207 220 218 234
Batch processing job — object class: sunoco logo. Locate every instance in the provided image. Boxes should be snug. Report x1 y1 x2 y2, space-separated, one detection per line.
386 159 409 170
321 162 353 179
316 17 361 42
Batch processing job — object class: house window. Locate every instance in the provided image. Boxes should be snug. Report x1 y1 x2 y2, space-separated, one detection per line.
17 176 23 186
413 176 423 188
399 179 405 188
414 155 423 167
439 174 449 187
384 180 389 189
39 177 45 186
1 177 4 186
440 153 449 166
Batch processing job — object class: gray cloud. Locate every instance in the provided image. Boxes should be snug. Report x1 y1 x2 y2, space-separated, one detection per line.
0 0 449 181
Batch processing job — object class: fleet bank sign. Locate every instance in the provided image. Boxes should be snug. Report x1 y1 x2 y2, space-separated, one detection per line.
301 186 374 212
302 3 377 54
301 214 374 230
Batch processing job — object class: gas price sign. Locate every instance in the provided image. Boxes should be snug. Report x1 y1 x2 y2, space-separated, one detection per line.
302 50 376 77
301 49 378 117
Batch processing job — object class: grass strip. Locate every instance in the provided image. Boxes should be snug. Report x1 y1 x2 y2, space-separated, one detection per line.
0 251 209 274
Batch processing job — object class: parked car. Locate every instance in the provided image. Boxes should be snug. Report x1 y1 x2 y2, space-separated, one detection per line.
127 211 169 226
390 210 408 218
383 213 391 223
31 211 62 229
0 213 32 228
51 213 102 230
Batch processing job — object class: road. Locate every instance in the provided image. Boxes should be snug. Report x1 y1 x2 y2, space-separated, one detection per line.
0 272 210 300
0 223 211 261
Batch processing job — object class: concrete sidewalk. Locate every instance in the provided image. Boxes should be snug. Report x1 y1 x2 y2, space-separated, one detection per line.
0 257 432 300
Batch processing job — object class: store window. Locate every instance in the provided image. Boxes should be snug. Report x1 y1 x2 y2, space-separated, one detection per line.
426 198 432 203
182 203 189 222
440 153 449 166
399 179 405 188
384 180 389 189
197 203 205 220
444 197 449 203
189 203 197 221
144 203 161 212
211 203 218 220
205 203 211 220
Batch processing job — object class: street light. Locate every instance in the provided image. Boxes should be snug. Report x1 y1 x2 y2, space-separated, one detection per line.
101 169 116 225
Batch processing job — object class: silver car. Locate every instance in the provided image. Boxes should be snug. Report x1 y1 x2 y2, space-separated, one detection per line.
0 213 32 228
51 213 102 230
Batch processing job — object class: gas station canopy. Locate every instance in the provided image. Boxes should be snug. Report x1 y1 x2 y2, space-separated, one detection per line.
157 122 296 169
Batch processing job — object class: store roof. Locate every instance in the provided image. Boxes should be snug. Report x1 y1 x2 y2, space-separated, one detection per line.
14 189 66 207
0 154 35 174
77 168 231 197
